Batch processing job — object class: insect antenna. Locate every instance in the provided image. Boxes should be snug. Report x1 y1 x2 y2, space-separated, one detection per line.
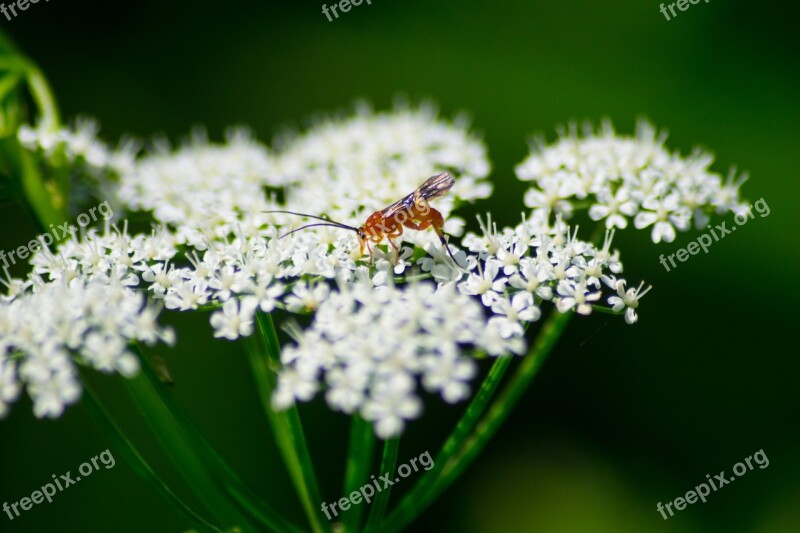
276 223 358 240
263 210 359 232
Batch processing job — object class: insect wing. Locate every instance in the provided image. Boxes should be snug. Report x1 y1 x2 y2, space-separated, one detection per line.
378 194 416 220
378 172 455 220
417 172 455 202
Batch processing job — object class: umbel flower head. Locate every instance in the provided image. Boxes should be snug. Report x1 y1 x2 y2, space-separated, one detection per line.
0 107 746 434
273 217 651 437
272 278 510 439
273 102 492 235
19 117 136 176
0 266 173 418
516 119 749 242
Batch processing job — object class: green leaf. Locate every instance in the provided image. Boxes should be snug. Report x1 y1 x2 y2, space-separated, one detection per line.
0 72 22 103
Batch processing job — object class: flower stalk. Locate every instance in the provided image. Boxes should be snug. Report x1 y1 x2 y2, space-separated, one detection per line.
125 346 302 532
386 310 572 531
363 437 400 533
434 310 573 494
342 414 376 532
386 353 513 528
124 364 261 531
81 382 224 533
248 311 328 533
0 31 66 229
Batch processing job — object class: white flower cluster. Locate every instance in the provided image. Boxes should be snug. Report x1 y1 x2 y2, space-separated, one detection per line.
0 223 178 418
0 272 173 418
107 105 493 338
19 118 137 176
455 215 649 326
273 103 492 242
115 129 278 248
1 106 496 421
515 120 747 243
273 279 514 439
9 108 746 432
271 215 651 436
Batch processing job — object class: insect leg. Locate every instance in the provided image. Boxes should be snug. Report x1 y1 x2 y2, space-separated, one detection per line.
401 218 422 231
367 241 374 264
433 225 461 266
387 238 400 265
420 208 461 267
387 223 405 265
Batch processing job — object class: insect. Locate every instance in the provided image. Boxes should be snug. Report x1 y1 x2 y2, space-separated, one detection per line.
265 172 459 264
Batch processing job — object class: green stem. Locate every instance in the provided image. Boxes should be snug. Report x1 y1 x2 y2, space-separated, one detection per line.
363 437 400 533
387 310 573 532
434 310 572 496
125 371 257 531
0 72 22 101
128 347 302 533
590 304 624 316
386 354 513 529
19 145 65 228
342 414 375 532
0 33 66 229
23 63 60 130
250 311 328 533
0 137 65 230
81 382 223 533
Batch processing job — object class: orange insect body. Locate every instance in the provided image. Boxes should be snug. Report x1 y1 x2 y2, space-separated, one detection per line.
266 172 458 264
357 179 453 257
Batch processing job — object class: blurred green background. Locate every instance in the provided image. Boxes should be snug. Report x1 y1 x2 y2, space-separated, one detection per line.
1 0 798 531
